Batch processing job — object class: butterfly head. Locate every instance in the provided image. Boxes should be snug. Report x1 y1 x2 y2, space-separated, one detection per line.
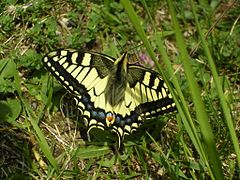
114 52 128 73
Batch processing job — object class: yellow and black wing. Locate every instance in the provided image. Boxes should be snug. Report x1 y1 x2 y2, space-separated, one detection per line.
42 49 176 144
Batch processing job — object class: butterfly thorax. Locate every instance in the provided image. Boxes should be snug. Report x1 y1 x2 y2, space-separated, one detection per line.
105 53 128 107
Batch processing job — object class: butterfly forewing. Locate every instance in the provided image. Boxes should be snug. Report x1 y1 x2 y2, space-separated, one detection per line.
42 49 176 145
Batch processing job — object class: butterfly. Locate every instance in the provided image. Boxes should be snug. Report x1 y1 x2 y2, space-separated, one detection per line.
42 49 176 146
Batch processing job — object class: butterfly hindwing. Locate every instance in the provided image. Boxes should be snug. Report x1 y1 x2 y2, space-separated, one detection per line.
127 65 176 117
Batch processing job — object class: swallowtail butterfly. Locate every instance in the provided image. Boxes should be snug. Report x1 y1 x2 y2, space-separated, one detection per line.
42 49 176 146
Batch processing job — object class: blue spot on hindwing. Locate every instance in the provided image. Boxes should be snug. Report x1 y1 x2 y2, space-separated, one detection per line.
98 111 105 120
82 95 88 103
126 118 132 124
115 116 121 124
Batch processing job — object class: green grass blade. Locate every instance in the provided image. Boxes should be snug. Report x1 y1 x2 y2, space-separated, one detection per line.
167 0 224 179
14 68 58 171
189 0 240 170
155 31 205 157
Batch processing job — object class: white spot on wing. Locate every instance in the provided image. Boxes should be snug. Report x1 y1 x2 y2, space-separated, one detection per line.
58 57 67 65
162 88 167 98
71 52 78 64
163 83 168 89
117 127 123 137
64 80 69 86
68 85 74 91
82 53 91 66
43 57 48 63
62 62 69 69
74 90 79 95
84 111 90 117
52 56 59 62
143 72 150 85
97 122 105 128
66 64 77 73
168 92 173 98
89 119 97 126
61 50 68 56
51 66 56 71
77 101 85 109
59 75 64 81
124 125 131 132
47 62 52 67
131 122 138 129
153 78 160 89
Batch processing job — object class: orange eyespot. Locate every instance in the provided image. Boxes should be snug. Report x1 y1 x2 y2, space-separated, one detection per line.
106 112 116 126
107 116 114 122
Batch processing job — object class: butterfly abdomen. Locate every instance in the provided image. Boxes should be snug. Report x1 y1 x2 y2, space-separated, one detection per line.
105 53 129 107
